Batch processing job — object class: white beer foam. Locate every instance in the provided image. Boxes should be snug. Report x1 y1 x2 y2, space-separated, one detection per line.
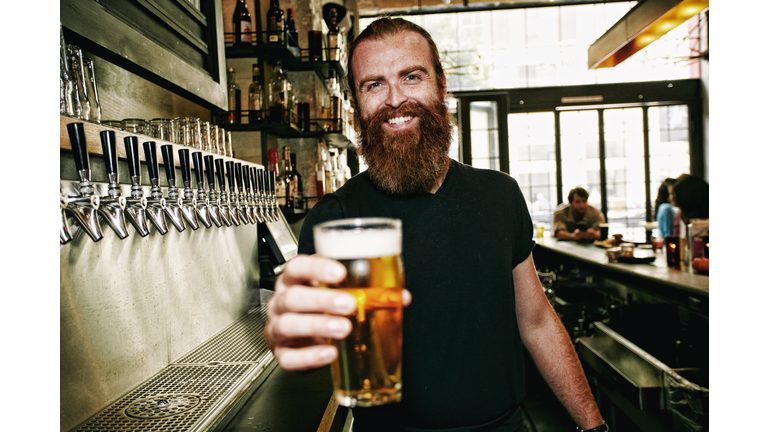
315 228 401 259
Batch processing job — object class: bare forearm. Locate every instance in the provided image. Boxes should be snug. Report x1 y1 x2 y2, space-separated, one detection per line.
522 312 603 430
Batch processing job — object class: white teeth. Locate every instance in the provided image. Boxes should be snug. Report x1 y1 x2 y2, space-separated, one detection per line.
387 116 412 125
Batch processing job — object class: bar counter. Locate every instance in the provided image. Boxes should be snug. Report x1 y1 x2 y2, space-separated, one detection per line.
533 238 708 314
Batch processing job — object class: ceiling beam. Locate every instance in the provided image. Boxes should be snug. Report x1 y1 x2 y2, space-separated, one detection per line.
588 0 708 69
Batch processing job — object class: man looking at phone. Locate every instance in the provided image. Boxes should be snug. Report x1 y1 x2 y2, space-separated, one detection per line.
552 187 605 241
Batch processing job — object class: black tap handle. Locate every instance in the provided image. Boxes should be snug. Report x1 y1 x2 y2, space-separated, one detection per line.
269 170 275 194
192 151 205 188
124 136 141 179
234 162 243 189
160 144 176 182
99 130 118 176
67 122 90 172
251 167 261 193
178 148 191 184
242 165 251 191
204 155 216 189
215 159 227 191
257 168 264 193
143 141 159 180
225 161 236 191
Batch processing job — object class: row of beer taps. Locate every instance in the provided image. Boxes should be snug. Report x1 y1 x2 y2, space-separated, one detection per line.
61 122 281 244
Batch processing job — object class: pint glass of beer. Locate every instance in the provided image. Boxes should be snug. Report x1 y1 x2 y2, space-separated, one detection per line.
314 218 404 407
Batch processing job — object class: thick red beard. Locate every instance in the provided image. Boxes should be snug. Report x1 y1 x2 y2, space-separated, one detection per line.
355 99 453 195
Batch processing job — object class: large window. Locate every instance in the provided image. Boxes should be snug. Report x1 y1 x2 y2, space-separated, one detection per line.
509 112 557 229
361 2 700 92
470 101 500 170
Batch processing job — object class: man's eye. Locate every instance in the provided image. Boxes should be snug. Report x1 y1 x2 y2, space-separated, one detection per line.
366 82 380 90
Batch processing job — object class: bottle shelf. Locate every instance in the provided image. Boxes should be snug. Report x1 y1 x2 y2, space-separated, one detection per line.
224 37 345 81
216 112 356 148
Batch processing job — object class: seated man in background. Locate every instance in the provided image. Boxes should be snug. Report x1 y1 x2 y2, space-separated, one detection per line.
552 187 605 241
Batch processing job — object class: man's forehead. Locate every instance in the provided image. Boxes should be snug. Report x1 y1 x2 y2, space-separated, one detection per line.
353 30 432 69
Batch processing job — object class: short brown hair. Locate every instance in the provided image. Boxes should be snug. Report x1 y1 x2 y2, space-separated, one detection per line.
345 17 445 103
568 187 589 203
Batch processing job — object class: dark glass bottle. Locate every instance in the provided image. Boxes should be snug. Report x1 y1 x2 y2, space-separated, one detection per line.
248 63 265 124
266 0 284 45
290 152 303 209
282 146 295 210
286 8 299 48
233 0 252 47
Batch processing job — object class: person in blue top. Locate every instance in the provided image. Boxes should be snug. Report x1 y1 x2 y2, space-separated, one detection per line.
263 18 608 432
654 178 678 238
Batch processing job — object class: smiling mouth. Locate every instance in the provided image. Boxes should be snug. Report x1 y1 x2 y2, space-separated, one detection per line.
387 116 413 125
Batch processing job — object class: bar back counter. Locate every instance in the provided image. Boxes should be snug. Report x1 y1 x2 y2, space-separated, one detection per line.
532 238 709 432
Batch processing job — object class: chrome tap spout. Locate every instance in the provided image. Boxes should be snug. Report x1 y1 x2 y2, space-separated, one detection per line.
97 130 130 239
62 194 103 242
241 164 258 224
124 196 151 237
227 161 248 225
255 168 273 223
252 167 264 223
143 141 173 234
205 155 231 227
64 122 104 242
97 197 129 239
216 158 238 226
61 185 73 244
191 151 215 228
176 148 200 230
123 135 151 237
159 144 187 232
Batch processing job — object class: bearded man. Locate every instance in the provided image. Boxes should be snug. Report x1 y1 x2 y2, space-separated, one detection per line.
264 18 607 432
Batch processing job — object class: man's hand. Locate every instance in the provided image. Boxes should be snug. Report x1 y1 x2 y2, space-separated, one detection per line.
265 254 411 371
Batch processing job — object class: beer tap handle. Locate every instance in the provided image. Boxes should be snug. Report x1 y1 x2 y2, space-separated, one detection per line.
204 155 216 190
192 151 205 189
215 159 227 192
99 130 118 177
67 122 90 175
250 167 258 192
242 164 251 192
178 148 192 186
124 136 141 180
160 144 176 184
225 160 237 192
142 141 159 182
234 162 244 191
269 170 276 197
256 168 264 195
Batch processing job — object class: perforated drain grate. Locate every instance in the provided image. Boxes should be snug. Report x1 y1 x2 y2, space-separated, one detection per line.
72 305 274 432
125 394 201 419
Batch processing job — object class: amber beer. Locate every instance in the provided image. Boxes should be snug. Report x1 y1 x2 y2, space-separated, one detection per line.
314 218 404 407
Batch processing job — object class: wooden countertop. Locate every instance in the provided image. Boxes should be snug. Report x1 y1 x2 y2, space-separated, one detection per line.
534 238 709 297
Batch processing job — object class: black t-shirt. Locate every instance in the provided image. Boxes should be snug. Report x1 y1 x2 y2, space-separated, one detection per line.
298 159 535 431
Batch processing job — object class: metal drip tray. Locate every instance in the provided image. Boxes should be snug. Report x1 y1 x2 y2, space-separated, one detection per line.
72 305 276 432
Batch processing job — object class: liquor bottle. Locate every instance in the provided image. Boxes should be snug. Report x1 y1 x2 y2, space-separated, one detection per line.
270 149 286 206
323 149 336 193
286 8 299 48
316 140 326 198
233 0 252 47
282 146 295 210
290 152 303 208
226 67 241 124
268 61 287 123
266 0 285 45
248 63 264 124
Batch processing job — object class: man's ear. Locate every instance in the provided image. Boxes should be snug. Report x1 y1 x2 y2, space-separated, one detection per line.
440 75 447 98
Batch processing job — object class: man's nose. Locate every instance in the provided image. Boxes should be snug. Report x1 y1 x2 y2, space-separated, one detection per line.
385 84 407 108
